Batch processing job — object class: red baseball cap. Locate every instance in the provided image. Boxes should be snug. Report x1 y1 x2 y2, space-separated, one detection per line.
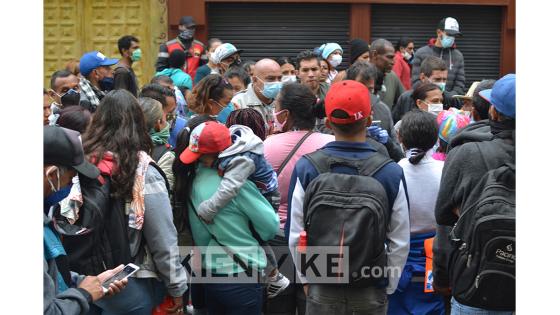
325 80 371 124
179 121 232 164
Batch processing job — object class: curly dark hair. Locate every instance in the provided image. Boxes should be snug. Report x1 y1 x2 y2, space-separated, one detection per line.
82 90 153 198
226 108 266 141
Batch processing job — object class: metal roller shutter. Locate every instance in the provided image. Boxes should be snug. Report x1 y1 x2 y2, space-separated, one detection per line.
208 3 351 68
371 4 502 87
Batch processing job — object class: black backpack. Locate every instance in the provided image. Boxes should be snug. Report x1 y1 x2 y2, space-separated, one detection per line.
448 162 515 311
302 150 392 287
54 162 170 276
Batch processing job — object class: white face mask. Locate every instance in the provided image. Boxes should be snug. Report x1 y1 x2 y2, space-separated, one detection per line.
428 103 444 115
403 51 412 60
329 54 342 68
281 75 297 83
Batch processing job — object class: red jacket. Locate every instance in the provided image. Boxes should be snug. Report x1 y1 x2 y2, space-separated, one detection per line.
392 51 412 91
156 38 205 81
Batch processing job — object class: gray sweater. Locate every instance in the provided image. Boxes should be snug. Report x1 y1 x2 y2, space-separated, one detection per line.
411 39 466 96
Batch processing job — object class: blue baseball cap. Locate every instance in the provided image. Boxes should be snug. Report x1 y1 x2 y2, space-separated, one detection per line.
479 73 516 118
79 51 119 77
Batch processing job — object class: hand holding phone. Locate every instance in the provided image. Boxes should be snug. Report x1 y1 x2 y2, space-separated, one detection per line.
99 263 138 295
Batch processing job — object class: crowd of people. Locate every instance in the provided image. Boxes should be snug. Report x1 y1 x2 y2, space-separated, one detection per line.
43 14 515 315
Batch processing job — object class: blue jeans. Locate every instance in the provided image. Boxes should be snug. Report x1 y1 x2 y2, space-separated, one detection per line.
89 277 166 315
451 297 513 315
204 282 263 315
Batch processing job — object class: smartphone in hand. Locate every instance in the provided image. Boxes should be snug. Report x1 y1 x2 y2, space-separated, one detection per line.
101 263 139 293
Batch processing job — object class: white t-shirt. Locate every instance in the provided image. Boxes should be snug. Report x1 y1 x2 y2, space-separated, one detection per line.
398 149 444 234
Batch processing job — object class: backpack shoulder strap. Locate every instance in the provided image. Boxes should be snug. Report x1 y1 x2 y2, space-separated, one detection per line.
359 153 393 177
305 149 392 177
148 161 171 195
152 144 171 163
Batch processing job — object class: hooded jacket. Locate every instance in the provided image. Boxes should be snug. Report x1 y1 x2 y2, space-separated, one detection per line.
155 68 193 90
432 120 514 288
196 125 279 219
411 38 466 96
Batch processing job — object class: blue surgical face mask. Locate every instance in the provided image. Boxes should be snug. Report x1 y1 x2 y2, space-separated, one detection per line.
441 35 455 48
100 77 114 91
44 166 73 211
258 78 283 99
44 185 72 211
217 102 234 124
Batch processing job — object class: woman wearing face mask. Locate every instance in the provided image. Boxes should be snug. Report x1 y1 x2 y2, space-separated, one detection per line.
139 97 177 191
262 82 334 314
82 90 188 314
318 59 329 83
276 57 297 84
394 82 443 137
188 74 235 124
319 43 343 84
393 37 414 90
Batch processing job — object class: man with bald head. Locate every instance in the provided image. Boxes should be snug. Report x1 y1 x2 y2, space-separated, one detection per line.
370 39 405 109
232 58 283 133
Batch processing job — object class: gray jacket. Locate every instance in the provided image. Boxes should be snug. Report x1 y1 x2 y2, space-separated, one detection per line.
411 39 466 96
129 165 188 297
196 125 264 222
44 214 90 315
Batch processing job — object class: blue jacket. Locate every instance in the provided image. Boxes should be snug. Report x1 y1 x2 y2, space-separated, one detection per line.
286 141 410 294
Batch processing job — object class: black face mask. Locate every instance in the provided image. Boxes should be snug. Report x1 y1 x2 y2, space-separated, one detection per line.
60 89 81 107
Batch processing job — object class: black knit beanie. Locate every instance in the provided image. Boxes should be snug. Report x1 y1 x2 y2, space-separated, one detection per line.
349 39 370 64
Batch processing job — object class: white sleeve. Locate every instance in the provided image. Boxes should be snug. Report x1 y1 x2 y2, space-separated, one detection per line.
385 180 410 294
288 177 308 284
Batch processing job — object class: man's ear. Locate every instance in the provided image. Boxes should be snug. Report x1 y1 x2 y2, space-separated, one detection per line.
366 115 373 127
419 73 427 82
295 69 299 77
325 118 332 130
489 105 498 121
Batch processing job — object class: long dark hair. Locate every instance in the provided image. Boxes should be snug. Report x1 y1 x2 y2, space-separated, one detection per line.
399 110 438 165
277 83 324 130
172 115 216 232
83 90 153 198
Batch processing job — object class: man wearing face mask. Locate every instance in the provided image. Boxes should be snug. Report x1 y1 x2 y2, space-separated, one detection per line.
411 17 466 96
155 16 206 81
210 43 243 75
392 56 460 123
232 58 283 134
43 125 128 315
114 35 141 97
78 51 118 112
48 70 82 125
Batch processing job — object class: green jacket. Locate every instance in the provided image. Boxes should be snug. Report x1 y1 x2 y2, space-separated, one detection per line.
189 165 279 274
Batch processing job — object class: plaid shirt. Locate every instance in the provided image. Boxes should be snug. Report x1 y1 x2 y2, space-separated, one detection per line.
78 76 105 111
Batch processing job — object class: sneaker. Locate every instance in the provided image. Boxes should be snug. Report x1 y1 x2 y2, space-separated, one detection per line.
267 272 290 298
